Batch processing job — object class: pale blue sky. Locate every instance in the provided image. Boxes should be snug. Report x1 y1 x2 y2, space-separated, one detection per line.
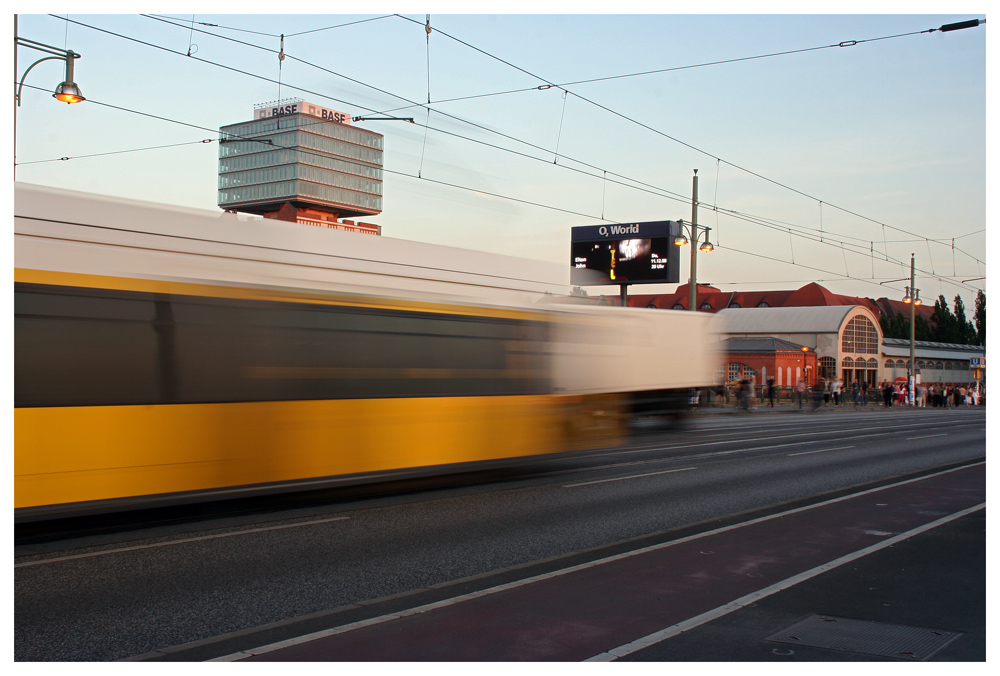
12 7 988 310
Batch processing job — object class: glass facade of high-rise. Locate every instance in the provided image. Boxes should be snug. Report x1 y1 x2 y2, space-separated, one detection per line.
218 113 383 218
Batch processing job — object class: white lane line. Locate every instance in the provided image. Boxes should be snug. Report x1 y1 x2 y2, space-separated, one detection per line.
585 501 986 661
788 446 855 457
563 467 697 488
14 515 350 569
201 461 984 663
590 419 967 460
905 433 949 440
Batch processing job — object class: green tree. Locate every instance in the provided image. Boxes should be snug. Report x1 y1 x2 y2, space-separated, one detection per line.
953 295 976 344
880 311 933 342
914 313 933 341
930 295 960 343
974 290 986 345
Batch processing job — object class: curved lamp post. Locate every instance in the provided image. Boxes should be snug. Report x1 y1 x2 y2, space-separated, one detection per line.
14 16 85 175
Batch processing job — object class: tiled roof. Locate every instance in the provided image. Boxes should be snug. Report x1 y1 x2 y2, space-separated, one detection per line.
723 337 809 353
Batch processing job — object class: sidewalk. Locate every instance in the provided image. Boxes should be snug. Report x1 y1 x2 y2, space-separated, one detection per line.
693 399 981 415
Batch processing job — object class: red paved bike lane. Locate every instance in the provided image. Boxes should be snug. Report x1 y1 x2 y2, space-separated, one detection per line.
233 463 985 662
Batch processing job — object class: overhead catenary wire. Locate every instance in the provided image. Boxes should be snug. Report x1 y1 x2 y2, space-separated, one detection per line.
31 16 984 295
17 82 980 296
391 14 986 268
27 17 982 287
14 136 214 165
143 13 393 39
129 13 987 270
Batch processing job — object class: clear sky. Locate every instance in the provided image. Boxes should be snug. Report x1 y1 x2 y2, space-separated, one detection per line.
12 5 989 311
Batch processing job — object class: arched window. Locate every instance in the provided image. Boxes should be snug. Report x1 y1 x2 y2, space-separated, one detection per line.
727 363 756 381
757 301 770 307
944 362 953 371
728 302 741 308
867 358 879 370
700 302 713 310
841 315 880 354
646 302 658 309
673 303 684 310
820 356 836 378
842 357 855 369
885 359 895 368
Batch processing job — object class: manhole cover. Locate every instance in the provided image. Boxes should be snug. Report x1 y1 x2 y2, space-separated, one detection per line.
765 615 963 660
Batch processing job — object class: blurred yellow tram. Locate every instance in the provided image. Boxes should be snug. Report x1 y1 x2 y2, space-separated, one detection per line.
15 184 719 521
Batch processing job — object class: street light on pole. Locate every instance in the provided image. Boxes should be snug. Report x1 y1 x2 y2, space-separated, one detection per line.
673 177 714 313
902 253 921 405
14 15 85 175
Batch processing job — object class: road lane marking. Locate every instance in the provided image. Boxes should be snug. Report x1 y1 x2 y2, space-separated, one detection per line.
590 420 974 459
14 515 351 569
788 446 855 457
586 501 986 661
563 467 697 488
198 462 984 663
905 433 949 440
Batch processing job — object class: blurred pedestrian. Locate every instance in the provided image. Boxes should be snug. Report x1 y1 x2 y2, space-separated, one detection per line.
851 380 860 407
796 378 806 409
767 377 776 408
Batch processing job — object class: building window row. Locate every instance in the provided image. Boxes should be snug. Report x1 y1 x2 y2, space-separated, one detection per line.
883 359 970 371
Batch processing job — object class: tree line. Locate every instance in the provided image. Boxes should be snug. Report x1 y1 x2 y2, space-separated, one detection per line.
880 289 985 346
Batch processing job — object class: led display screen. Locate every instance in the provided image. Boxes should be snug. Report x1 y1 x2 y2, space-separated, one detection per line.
571 221 680 285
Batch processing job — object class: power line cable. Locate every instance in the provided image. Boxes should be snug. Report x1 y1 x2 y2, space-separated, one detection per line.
14 136 214 165
129 14 986 268
395 15 986 267
375 26 938 110
58 15 382 115
144 13 393 38
18 82 980 296
34 17 984 293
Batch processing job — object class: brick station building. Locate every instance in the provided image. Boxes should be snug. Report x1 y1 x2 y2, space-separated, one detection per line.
711 305 883 390
718 336 817 389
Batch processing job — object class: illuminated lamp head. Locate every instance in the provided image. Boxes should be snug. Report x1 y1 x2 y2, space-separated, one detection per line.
53 80 84 103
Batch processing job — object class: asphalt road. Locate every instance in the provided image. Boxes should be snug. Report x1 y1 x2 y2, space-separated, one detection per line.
14 406 986 661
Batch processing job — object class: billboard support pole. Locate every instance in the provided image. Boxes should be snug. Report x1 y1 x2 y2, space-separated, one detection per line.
620 283 628 307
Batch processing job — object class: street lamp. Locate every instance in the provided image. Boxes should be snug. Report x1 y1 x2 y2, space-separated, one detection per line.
15 38 85 106
902 253 921 404
673 195 714 315
673 170 717 312
14 16 85 174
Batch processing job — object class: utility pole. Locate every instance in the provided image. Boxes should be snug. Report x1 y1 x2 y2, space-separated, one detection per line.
909 253 916 403
689 170 698 312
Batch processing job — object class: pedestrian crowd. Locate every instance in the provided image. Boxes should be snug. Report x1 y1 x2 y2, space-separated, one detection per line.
709 375 983 412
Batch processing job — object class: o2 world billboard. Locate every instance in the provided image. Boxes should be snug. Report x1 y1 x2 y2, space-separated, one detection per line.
571 221 681 285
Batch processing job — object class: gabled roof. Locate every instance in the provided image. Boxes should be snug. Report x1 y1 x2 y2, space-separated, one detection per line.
713 305 862 334
628 282 881 314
